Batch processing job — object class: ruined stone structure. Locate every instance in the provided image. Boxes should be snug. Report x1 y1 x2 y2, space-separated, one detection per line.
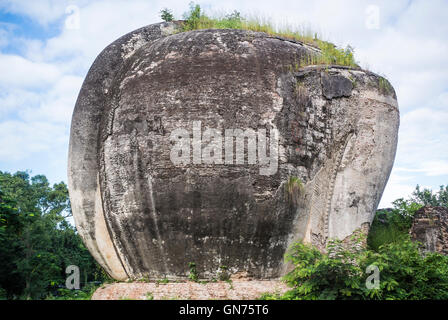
410 206 448 255
68 22 399 281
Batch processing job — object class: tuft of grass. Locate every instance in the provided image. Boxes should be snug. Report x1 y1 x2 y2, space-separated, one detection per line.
145 292 154 300
378 77 393 95
218 265 230 281
177 3 358 68
155 277 170 285
285 176 304 196
348 75 357 87
188 262 199 282
136 276 151 283
226 279 234 290
284 176 304 207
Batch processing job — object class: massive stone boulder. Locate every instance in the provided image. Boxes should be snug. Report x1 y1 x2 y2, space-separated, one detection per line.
68 22 399 281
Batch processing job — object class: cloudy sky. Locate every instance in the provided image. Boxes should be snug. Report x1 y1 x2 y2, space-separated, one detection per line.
0 0 447 207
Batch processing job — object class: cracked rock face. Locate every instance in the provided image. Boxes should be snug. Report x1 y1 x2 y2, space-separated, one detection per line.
68 22 399 280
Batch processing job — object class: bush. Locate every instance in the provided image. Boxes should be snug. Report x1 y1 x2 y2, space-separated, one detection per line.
411 184 448 207
264 184 448 300
45 283 99 300
367 199 422 251
160 8 174 22
266 237 448 300
279 239 367 300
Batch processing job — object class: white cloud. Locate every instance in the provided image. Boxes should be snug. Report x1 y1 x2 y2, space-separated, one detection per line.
18 75 83 123
379 171 416 208
0 120 67 161
0 54 61 88
395 161 448 177
0 0 74 26
396 105 448 171
0 89 39 117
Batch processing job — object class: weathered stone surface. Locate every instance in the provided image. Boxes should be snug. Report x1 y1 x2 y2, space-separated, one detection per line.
68 22 399 281
410 206 448 255
91 280 288 300
321 72 353 99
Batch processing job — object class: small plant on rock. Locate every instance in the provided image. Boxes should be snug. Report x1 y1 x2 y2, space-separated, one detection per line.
188 262 199 282
145 292 154 300
218 265 230 281
160 8 174 22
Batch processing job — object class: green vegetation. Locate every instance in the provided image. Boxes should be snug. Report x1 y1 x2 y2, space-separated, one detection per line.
188 262 199 282
369 184 448 250
368 200 421 251
136 276 151 283
285 176 304 196
348 75 357 87
298 43 356 68
262 237 448 300
227 279 234 290
262 184 448 300
160 8 174 22
162 3 358 67
218 265 230 281
145 292 154 300
155 277 170 285
285 176 304 206
0 171 108 300
44 283 99 300
378 76 394 95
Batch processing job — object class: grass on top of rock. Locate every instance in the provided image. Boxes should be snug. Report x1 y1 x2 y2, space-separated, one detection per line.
160 3 358 68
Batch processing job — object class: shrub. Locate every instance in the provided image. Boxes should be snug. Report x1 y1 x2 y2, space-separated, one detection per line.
367 201 421 251
280 239 367 300
188 262 199 282
411 184 448 207
160 8 174 22
266 236 448 300
45 283 99 300
218 265 230 281
368 239 448 299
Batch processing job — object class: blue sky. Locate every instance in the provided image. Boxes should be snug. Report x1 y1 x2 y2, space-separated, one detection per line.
0 0 447 207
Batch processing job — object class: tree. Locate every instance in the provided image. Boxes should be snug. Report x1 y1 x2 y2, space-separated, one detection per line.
160 8 174 22
183 2 203 30
410 184 448 207
0 171 106 299
0 188 24 297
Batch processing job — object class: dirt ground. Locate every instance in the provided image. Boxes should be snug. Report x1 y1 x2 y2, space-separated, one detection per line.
91 279 289 300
